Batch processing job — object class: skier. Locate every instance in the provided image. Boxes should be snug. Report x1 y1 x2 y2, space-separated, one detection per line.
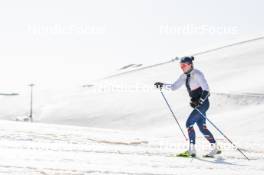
154 56 221 157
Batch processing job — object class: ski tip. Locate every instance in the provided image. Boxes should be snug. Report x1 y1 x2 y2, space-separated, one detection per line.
203 155 214 158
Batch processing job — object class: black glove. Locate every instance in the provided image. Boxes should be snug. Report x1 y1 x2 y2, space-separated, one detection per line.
190 99 200 108
190 91 210 108
154 82 164 89
199 90 210 105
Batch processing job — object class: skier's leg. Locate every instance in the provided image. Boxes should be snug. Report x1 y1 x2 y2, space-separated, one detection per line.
196 100 216 144
196 100 221 156
197 119 216 144
184 110 200 157
186 110 199 145
198 118 221 157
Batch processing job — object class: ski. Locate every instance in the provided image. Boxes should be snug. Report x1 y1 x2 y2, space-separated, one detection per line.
171 151 223 160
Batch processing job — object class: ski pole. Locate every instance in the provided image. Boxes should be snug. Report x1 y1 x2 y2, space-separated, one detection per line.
195 108 250 160
159 89 188 141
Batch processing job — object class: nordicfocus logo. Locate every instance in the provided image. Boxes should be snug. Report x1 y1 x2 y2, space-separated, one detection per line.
160 24 239 36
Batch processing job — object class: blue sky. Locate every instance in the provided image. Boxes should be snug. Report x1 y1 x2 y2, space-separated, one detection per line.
0 0 263 89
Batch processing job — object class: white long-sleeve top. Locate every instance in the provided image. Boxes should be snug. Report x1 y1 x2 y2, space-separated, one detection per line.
165 69 210 92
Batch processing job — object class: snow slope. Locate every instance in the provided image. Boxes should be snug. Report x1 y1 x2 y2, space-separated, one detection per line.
0 37 264 174
39 37 264 136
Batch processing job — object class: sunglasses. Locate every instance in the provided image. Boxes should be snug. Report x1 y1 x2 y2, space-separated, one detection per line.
180 63 191 68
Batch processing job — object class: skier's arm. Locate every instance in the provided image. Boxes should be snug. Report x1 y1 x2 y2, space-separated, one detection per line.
195 71 210 101
164 74 185 91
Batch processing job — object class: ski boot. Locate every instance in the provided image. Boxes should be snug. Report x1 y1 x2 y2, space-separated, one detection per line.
204 143 222 158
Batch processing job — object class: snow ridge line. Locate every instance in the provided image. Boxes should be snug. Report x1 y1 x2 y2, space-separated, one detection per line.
212 92 264 105
102 36 264 80
213 92 264 98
